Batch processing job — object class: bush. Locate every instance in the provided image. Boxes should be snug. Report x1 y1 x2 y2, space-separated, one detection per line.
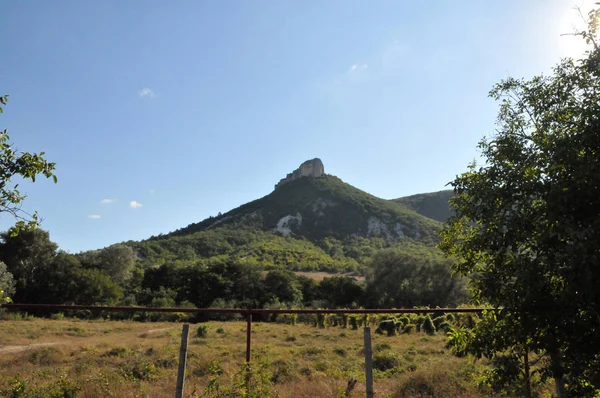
196 325 208 338
437 321 451 332
403 324 416 334
333 347 347 357
377 320 397 336
121 358 159 381
50 312 65 320
376 343 391 351
271 359 295 384
103 347 130 358
373 353 400 371
432 315 446 328
421 316 436 335
349 315 359 330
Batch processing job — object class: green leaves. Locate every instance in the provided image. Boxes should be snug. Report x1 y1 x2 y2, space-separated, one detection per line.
0 94 57 232
441 16 600 395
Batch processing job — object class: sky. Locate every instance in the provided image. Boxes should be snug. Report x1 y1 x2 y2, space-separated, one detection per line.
0 0 595 252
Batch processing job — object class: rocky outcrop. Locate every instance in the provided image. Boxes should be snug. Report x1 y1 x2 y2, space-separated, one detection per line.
275 158 325 190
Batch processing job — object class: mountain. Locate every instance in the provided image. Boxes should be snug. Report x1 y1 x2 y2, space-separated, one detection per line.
130 159 450 273
391 190 454 223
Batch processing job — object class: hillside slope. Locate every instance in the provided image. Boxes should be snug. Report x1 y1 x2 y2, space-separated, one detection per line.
391 190 454 223
131 175 445 272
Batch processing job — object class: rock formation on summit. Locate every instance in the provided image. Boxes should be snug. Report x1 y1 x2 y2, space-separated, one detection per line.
275 158 325 190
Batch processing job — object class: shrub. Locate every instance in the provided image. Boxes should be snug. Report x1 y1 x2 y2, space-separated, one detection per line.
421 316 436 335
377 320 397 336
103 347 130 358
121 358 159 381
271 359 295 384
317 313 327 328
196 325 208 338
333 347 347 357
437 321 451 332
398 315 410 328
349 315 359 330
373 353 400 371
376 343 391 351
403 324 416 334
50 312 65 320
432 315 446 328
216 327 225 334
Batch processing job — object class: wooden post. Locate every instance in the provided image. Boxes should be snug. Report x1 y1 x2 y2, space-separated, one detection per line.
245 312 253 394
364 327 374 398
246 312 252 363
175 324 190 398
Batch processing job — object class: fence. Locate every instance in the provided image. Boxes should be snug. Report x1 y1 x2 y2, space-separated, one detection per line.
1 303 487 397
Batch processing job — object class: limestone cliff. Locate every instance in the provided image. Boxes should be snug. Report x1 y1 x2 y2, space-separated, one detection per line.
275 158 325 190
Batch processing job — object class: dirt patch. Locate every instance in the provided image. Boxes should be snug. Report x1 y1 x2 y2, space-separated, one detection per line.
0 342 62 354
145 327 174 334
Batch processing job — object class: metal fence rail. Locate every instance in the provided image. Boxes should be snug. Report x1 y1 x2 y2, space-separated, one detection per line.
2 303 487 314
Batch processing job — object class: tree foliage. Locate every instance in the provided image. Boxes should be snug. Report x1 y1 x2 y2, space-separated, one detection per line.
0 95 57 233
440 14 600 396
0 261 15 298
366 246 467 308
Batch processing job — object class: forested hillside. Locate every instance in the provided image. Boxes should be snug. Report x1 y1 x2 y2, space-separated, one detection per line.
0 171 465 311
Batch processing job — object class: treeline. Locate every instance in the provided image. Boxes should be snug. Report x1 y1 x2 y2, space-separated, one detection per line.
0 228 468 310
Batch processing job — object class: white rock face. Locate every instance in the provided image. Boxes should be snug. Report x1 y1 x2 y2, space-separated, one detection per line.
207 215 232 229
394 223 405 237
275 213 303 236
367 216 390 238
275 158 325 190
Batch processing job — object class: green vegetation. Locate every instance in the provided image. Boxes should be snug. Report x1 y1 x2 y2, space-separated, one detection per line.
0 315 556 397
441 11 600 397
126 175 449 277
391 190 454 223
0 94 57 234
0 223 467 311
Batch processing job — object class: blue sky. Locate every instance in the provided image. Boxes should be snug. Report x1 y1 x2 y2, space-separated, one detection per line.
0 0 593 252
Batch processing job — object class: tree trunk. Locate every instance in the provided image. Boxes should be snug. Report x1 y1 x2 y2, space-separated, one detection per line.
550 349 568 398
524 350 532 398
554 375 568 398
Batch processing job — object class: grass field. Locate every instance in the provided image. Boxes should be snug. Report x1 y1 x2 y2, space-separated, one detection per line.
0 315 552 397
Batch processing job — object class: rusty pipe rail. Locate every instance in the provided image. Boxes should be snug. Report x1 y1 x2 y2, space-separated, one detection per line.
1 303 488 315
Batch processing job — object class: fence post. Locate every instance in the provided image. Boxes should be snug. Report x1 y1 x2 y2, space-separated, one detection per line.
245 312 253 394
364 327 374 398
175 324 190 398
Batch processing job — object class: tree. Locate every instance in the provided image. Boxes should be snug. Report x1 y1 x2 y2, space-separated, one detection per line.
440 12 600 396
0 228 58 302
263 269 303 304
365 248 467 308
0 95 57 232
318 276 363 307
96 244 136 285
0 261 15 299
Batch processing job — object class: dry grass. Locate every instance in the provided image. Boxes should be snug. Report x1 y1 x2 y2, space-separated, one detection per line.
0 316 510 397
293 271 365 283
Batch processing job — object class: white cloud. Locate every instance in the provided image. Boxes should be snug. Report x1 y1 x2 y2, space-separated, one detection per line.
88 214 101 220
139 88 156 98
101 198 115 204
129 200 143 208
348 64 368 72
